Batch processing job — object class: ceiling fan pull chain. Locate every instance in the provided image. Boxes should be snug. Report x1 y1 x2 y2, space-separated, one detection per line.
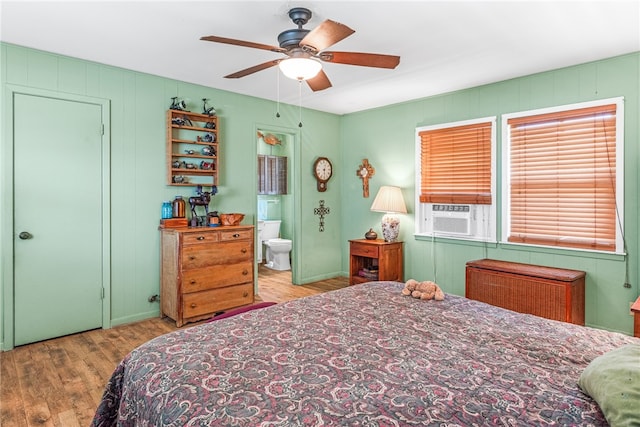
276 67 281 118
298 80 303 127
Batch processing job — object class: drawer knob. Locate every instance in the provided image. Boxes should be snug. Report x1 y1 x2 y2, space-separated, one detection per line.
233 233 240 238
241 248 247 253
242 269 248 275
189 256 196 260
197 236 205 240
190 280 196 285
243 291 248 297
190 303 197 308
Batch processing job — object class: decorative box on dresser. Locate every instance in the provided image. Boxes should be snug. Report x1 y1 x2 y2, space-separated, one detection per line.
349 239 403 285
160 225 254 327
465 259 585 325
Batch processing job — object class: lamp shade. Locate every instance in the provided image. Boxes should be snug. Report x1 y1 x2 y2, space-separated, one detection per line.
279 57 322 81
370 186 407 214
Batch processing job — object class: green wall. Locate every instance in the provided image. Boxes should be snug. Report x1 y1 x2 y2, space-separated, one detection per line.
0 43 342 349
1 42 638 349
341 52 639 334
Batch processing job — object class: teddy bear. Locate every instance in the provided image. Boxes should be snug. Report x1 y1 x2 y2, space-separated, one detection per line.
401 279 445 301
401 279 419 296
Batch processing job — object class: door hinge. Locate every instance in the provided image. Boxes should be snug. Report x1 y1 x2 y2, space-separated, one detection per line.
101 124 105 135
101 288 105 299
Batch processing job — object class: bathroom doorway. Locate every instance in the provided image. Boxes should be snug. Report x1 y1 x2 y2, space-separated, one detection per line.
256 126 297 291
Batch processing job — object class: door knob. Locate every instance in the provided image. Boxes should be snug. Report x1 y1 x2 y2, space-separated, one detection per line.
18 231 33 240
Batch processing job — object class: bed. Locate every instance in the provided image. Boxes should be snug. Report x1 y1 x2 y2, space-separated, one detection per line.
92 281 639 426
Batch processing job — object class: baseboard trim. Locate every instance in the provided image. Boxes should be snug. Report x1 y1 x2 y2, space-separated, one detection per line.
110 310 160 328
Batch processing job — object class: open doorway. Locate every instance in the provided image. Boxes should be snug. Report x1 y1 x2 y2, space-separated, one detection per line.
256 127 296 291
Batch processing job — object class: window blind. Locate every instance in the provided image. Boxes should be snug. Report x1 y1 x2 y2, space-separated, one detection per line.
507 104 617 251
419 121 492 204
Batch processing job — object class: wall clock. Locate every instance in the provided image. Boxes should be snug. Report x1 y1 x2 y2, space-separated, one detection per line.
313 157 333 192
357 158 375 197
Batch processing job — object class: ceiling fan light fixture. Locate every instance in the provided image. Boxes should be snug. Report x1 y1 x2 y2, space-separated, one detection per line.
279 57 322 81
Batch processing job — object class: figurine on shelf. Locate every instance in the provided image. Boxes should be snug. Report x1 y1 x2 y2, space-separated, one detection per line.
202 98 216 116
204 133 216 143
188 185 218 223
200 161 214 170
169 97 188 111
172 115 192 126
201 146 215 156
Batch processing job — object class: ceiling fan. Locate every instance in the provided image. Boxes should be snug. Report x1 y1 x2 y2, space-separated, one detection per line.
200 7 400 92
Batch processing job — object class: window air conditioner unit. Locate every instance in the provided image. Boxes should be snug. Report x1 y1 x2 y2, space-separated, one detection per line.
432 204 471 236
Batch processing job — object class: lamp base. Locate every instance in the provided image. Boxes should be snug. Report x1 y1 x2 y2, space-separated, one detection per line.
381 214 400 242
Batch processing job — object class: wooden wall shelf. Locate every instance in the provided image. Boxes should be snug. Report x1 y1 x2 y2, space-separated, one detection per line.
167 110 219 187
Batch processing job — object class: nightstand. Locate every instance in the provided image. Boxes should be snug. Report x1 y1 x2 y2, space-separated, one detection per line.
349 239 403 285
632 296 640 338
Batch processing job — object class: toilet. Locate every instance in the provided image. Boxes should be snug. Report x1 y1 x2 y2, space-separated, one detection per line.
261 220 292 271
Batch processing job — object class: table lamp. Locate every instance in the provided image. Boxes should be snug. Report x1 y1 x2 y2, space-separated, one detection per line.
370 186 407 242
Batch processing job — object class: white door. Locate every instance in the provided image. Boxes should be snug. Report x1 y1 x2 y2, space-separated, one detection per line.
13 93 104 346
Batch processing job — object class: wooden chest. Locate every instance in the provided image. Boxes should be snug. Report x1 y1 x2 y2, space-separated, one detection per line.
465 259 585 325
160 226 254 326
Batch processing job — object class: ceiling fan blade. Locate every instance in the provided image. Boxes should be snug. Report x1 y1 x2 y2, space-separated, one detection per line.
225 60 280 79
300 19 355 52
306 70 332 92
319 51 400 69
201 35 285 53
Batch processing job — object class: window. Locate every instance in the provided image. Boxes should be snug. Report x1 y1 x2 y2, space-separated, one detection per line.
415 117 496 241
258 155 288 195
502 98 624 253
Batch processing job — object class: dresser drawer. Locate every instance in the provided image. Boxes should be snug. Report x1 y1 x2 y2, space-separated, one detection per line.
182 261 253 293
183 283 254 318
220 229 253 241
182 240 253 269
182 231 220 245
350 242 379 258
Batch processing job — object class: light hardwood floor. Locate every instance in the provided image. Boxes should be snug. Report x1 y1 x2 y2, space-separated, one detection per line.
0 267 349 427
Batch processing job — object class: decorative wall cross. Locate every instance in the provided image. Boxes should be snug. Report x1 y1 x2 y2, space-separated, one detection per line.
357 158 376 197
314 200 331 232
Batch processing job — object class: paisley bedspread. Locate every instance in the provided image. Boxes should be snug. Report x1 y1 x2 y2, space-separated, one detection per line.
91 281 637 426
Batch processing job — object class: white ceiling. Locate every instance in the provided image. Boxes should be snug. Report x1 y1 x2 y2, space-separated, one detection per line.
1 1 639 115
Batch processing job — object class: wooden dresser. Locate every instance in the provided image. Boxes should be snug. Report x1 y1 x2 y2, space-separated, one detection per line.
465 259 585 325
160 225 254 326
